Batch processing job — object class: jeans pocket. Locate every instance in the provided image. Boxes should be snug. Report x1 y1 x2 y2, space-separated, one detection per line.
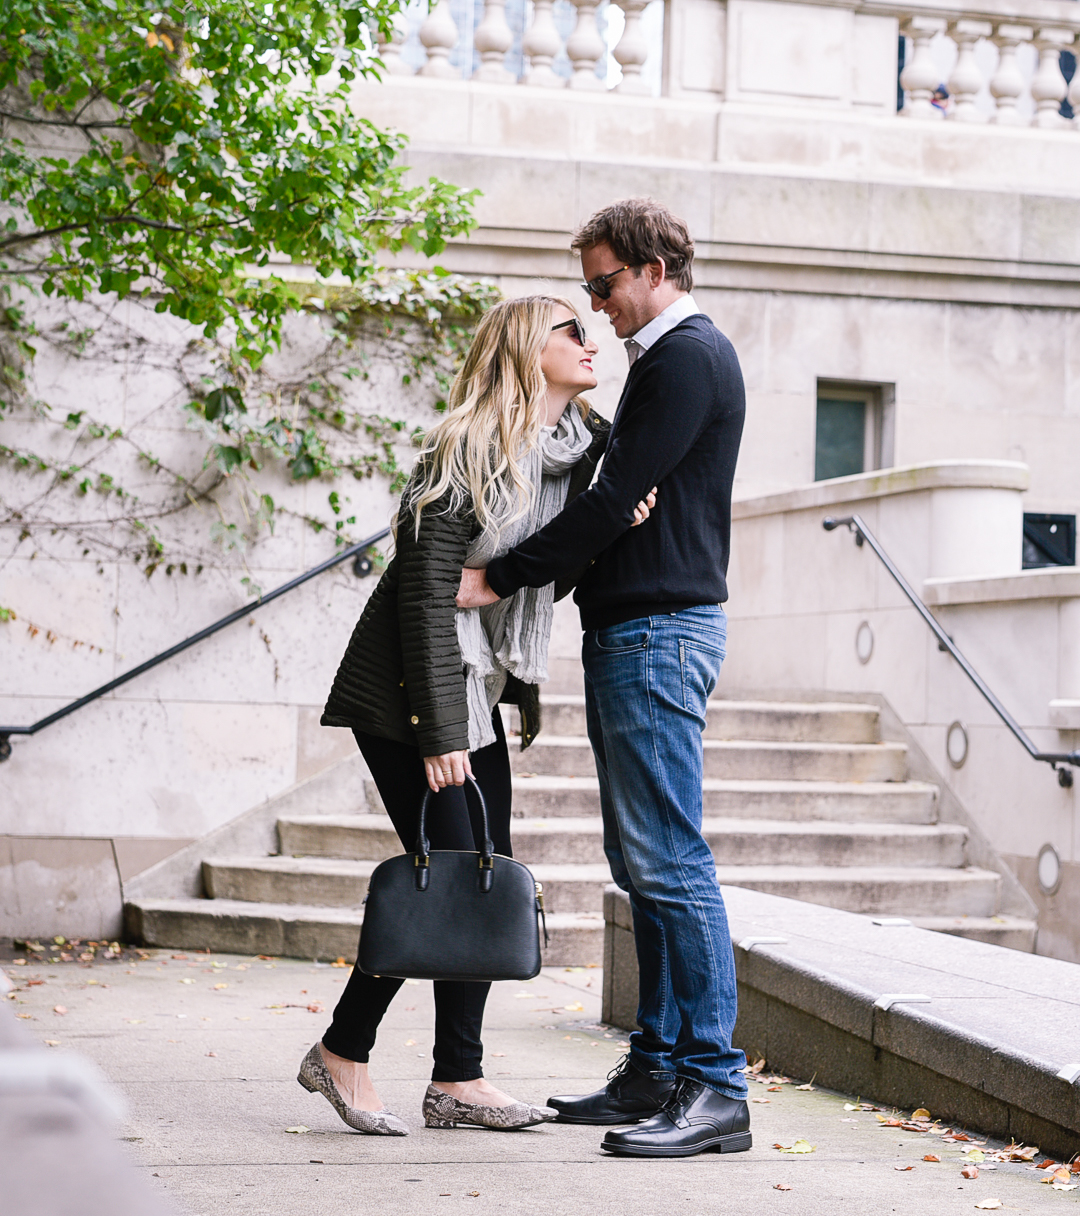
593 622 650 652
679 639 724 711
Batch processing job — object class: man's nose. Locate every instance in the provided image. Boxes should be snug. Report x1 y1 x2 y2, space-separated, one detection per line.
589 293 604 313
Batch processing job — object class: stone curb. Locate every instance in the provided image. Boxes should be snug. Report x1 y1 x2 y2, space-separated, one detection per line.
602 884 1080 1159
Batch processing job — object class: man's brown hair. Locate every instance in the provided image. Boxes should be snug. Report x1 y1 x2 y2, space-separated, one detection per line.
572 198 694 293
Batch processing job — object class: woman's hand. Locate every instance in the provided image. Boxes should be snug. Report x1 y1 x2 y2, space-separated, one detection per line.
631 486 658 527
423 750 473 793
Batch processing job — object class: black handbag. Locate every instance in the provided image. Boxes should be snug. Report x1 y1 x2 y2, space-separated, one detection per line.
358 775 547 982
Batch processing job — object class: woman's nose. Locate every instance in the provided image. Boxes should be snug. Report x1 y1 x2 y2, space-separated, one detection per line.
586 339 599 354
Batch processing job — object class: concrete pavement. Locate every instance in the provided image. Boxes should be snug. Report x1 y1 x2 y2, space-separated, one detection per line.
4 949 1077 1215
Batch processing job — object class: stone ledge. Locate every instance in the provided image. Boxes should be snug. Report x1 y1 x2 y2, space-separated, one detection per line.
602 884 1080 1157
923 567 1080 605
732 460 1029 520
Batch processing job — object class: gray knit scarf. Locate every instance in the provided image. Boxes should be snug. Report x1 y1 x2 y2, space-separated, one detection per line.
456 406 593 751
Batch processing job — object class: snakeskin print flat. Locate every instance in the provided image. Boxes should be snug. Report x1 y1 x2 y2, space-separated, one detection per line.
297 1043 408 1135
423 1083 558 1130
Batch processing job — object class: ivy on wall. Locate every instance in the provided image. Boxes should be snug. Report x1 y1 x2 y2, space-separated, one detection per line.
1 269 499 593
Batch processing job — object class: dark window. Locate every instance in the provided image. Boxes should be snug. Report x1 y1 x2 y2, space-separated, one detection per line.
1023 514 1076 569
815 399 867 481
814 381 895 483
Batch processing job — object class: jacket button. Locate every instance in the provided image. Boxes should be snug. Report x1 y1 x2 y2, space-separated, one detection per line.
400 680 405 687
410 715 419 725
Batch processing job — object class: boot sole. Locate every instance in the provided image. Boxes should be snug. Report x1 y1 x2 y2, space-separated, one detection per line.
553 1111 656 1125
601 1130 753 1157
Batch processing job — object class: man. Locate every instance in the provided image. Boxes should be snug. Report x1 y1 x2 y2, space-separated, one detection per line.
457 199 749 1158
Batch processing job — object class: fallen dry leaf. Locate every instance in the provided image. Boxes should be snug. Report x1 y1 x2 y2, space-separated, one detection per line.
773 1183 792 1191
467 1192 480 1198
964 1148 986 1162
795 1083 815 1092
52 1005 67 1015
767 1085 783 1092
213 983 227 990
1041 1167 1072 1185
563 1002 584 1012
284 1125 310 1134
961 1165 979 1180
44 1040 60 1046
752 1098 771 1104
748 1059 767 1075
948 1132 972 1142
924 1154 941 1162
973 1201 1003 1211
206 1051 217 1058
911 1108 931 1119
997 1144 1039 1162
894 1165 915 1172
330 957 348 968
16 1013 34 1020
774 1139 815 1154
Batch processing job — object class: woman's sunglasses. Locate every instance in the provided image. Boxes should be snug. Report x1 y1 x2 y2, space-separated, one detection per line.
551 317 588 346
580 265 632 300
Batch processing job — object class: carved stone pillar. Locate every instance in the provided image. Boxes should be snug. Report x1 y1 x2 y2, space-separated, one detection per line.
418 0 459 78
566 0 608 91
1031 28 1074 128
522 0 566 87
990 24 1034 125
376 16 414 76
899 18 947 119
613 0 651 95
946 19 992 122
473 0 515 83
1070 54 1080 128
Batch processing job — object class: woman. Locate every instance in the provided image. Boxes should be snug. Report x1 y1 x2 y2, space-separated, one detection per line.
296 296 654 1136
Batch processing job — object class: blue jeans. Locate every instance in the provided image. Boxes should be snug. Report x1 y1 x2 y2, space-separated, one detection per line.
583 604 747 1100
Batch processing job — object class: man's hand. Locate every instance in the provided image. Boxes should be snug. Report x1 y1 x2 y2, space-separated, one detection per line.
456 566 500 608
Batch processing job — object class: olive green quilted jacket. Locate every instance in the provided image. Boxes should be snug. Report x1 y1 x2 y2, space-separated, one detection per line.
321 412 609 755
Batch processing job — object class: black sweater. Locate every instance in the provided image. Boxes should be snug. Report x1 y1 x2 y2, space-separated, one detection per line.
486 313 745 629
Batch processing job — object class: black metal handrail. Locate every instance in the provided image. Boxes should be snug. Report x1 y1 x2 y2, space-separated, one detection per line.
824 514 1079 788
0 526 391 762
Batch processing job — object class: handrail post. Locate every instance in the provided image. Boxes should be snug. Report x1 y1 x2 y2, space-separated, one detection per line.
823 514 1079 787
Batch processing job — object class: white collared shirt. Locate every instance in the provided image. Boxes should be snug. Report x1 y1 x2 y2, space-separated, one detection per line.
624 294 701 366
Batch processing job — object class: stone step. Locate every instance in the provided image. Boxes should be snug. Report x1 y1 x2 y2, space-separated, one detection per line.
529 695 882 743
909 915 1039 953
124 897 603 967
277 814 963 868
508 776 939 823
511 736 909 782
711 865 1002 916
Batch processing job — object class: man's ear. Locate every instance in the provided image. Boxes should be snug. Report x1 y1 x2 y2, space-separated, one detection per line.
646 258 667 289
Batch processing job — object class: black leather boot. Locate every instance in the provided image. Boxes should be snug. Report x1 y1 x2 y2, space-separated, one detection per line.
601 1077 752 1157
547 1056 677 1125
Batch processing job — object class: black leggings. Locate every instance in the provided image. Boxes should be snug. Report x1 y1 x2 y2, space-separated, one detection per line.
321 710 513 1082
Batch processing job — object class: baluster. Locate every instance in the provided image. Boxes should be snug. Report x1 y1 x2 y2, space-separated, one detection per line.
566 0 608 91
899 18 947 119
376 16 414 76
1031 28 1074 128
946 20 992 121
1070 58 1080 128
473 0 514 83
418 0 459 78
991 24 1034 125
613 0 651 95
522 0 566 87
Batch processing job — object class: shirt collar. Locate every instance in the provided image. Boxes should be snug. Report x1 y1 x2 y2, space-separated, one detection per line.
625 294 700 364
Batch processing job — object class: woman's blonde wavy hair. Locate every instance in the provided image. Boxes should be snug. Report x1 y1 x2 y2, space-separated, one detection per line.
401 294 590 539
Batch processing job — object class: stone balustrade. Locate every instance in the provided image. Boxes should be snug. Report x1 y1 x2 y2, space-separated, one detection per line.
379 0 1080 131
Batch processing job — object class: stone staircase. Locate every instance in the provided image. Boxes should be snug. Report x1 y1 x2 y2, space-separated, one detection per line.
126 693 1038 963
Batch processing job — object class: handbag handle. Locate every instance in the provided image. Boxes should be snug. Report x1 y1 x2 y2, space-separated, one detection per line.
415 774 495 893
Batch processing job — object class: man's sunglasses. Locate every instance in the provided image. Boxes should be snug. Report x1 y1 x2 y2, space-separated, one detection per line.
551 316 588 346
580 265 633 300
